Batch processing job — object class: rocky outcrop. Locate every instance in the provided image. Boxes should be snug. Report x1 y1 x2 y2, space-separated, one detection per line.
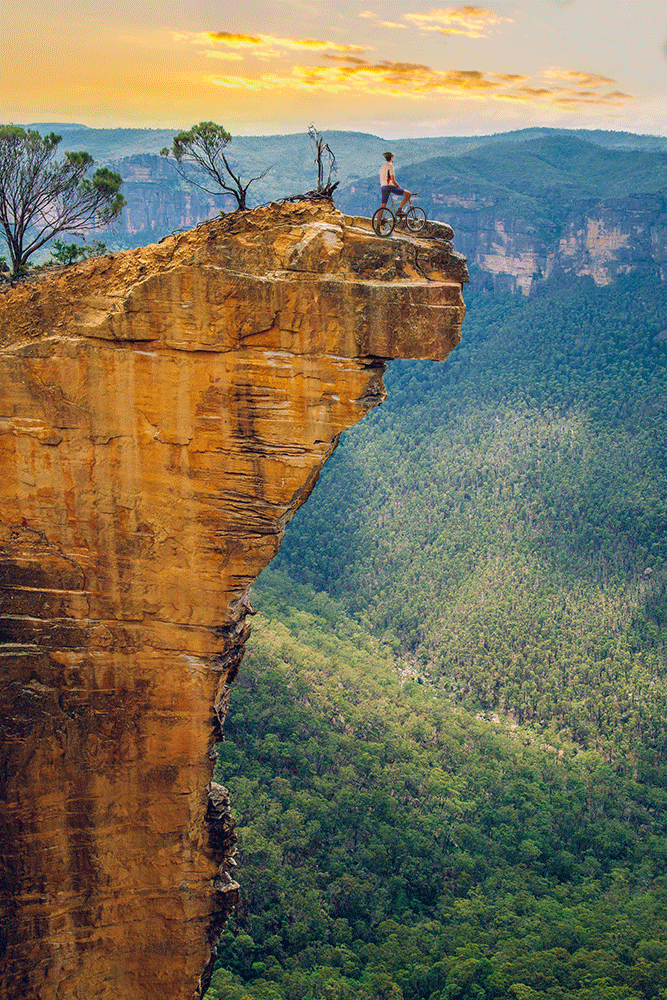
0 200 467 1000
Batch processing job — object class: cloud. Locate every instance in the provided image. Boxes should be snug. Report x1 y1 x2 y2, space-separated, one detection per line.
404 6 514 39
211 60 511 98
493 73 529 83
174 30 370 59
540 67 634 106
357 11 408 28
209 31 368 54
208 58 635 112
544 67 616 86
551 88 634 107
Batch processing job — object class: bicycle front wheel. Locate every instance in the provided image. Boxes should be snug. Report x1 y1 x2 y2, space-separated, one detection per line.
372 206 395 237
406 206 426 233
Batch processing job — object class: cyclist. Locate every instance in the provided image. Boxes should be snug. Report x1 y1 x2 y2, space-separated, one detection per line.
379 152 412 216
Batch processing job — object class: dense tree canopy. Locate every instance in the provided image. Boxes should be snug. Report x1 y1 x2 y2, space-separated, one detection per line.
273 274 667 772
0 125 124 277
208 273 667 1000
203 571 667 1000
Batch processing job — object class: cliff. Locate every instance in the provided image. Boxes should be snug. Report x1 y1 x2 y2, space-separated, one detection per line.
431 189 667 294
0 199 467 1000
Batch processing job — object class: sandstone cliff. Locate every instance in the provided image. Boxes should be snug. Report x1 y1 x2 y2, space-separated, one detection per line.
431 189 667 294
0 199 467 1000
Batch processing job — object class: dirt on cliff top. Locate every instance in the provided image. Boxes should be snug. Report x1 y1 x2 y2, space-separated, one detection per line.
0 197 467 350
0 199 343 349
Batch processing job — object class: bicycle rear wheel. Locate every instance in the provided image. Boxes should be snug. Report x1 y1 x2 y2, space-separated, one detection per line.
406 206 426 233
372 206 395 237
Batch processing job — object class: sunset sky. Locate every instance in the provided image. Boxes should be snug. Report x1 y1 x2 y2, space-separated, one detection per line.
3 1 666 137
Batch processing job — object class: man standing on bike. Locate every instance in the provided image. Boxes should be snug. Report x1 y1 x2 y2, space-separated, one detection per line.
380 152 412 215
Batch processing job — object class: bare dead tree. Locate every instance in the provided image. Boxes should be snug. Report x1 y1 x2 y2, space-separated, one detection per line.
308 126 338 197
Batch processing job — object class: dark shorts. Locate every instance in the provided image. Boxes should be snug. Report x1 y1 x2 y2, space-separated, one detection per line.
381 184 405 206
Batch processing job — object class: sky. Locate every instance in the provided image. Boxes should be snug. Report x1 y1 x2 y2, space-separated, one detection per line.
2 1 666 137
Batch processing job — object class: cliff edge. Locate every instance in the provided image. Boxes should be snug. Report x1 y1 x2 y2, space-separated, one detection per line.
0 199 467 999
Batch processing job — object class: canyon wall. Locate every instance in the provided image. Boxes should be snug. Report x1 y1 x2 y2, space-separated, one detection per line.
432 190 667 294
0 200 467 1000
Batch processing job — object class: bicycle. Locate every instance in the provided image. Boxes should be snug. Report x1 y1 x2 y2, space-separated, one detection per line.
372 193 427 237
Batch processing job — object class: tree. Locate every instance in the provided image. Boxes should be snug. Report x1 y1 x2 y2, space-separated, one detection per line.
308 126 338 196
0 126 125 278
160 122 269 211
49 238 87 267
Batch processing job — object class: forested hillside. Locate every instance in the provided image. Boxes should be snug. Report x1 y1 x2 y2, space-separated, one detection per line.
203 571 667 1000
201 269 667 1000
273 274 667 772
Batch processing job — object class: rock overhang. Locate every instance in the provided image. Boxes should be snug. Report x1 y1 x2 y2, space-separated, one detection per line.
0 197 467 1000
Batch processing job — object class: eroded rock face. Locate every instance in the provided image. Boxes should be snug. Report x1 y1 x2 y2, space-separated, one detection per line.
433 191 667 294
0 199 466 999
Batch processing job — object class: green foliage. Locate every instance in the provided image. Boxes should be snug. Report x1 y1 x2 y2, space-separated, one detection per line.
206 571 667 1000
0 125 124 277
48 237 108 267
160 121 270 210
273 274 667 768
49 238 87 266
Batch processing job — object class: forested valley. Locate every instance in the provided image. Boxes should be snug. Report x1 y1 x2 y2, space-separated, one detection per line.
204 272 667 1000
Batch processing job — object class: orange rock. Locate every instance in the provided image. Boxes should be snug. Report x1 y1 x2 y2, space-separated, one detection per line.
0 199 466 999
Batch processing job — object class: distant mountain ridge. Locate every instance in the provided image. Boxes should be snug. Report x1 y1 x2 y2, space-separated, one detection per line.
337 133 667 293
25 122 667 165
18 125 667 291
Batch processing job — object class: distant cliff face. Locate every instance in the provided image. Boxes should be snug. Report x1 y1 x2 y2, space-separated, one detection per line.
430 190 667 294
113 155 234 241
0 200 467 1000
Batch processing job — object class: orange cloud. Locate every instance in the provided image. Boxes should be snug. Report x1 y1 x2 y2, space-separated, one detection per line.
404 6 513 39
174 30 370 58
207 31 369 54
538 68 634 106
211 60 510 98
544 67 616 86
357 11 408 28
206 32 263 47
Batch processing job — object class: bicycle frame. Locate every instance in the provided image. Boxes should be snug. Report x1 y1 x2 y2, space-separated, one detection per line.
372 193 426 238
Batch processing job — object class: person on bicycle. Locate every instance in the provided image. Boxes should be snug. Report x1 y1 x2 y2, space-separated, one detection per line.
380 152 412 216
